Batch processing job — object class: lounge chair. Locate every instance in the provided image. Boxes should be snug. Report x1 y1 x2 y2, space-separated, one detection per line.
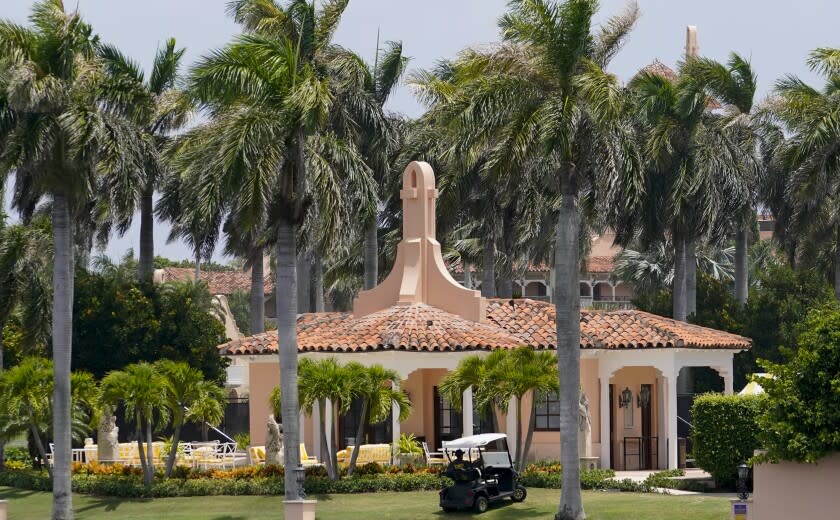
300 443 319 466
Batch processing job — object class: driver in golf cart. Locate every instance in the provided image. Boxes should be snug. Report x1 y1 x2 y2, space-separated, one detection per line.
439 433 527 514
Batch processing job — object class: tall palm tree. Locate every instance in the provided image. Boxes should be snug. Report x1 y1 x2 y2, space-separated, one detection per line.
682 53 763 305
100 362 169 486
624 61 752 320
344 363 410 476
98 38 191 282
412 2 641 516
772 48 840 299
0 3 144 516
190 0 375 498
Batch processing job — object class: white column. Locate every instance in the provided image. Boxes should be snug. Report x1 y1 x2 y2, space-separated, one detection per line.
723 372 733 395
505 396 518 461
667 371 679 469
312 401 321 459
392 380 401 449
463 386 474 436
599 366 611 470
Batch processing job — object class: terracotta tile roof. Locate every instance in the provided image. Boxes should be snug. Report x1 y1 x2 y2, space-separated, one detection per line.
640 59 678 82
158 267 273 295
586 256 614 273
486 299 751 350
219 299 751 355
219 304 524 355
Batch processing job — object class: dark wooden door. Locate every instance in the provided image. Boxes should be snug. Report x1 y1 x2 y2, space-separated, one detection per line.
609 384 615 470
641 384 652 469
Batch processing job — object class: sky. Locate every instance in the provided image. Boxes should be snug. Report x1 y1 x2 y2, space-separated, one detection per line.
2 0 839 263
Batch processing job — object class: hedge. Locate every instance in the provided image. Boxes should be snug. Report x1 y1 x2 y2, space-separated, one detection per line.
690 393 765 487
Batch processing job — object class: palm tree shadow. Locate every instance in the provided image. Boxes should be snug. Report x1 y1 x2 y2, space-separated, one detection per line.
75 496 152 513
0 488 39 500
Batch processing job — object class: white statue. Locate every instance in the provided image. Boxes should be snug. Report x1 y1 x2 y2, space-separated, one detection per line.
578 391 593 458
265 414 284 465
97 414 119 463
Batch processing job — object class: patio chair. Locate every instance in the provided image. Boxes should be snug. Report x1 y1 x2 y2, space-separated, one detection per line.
47 443 55 467
422 442 447 466
300 443 319 466
249 446 266 465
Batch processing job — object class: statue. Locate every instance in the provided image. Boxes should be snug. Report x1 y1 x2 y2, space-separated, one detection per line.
578 391 592 458
97 414 119 463
265 414 284 465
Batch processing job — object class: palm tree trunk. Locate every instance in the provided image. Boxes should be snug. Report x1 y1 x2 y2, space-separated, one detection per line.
29 420 53 480
347 399 369 476
313 254 324 312
51 193 73 520
194 251 201 281
330 402 339 479
834 227 840 302
519 399 537 472
277 219 301 500
672 234 687 321
481 236 496 298
364 217 378 290
296 253 311 313
0 320 5 471
146 419 155 485
555 176 584 520
734 227 748 305
463 261 472 289
686 236 697 318
164 415 183 478
136 415 148 485
138 182 155 282
250 246 265 334
318 399 334 479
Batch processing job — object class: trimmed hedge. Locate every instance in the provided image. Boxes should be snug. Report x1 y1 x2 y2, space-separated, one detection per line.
690 393 765 487
0 469 450 498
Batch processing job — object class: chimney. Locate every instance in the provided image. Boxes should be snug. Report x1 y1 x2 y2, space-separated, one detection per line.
685 25 698 58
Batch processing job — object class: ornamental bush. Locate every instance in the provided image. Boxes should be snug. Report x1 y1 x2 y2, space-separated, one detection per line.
757 304 840 464
690 393 765 487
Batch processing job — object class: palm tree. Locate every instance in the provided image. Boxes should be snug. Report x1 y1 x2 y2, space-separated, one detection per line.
100 362 169 486
184 382 226 442
682 53 763 305
438 354 499 433
772 48 840 299
98 39 191 282
0 357 98 480
297 358 354 480
411 2 641 516
0 3 144 516
344 363 410 476
624 60 753 320
189 0 376 498
156 360 205 478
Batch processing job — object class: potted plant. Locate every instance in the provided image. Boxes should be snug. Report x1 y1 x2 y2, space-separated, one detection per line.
394 433 424 466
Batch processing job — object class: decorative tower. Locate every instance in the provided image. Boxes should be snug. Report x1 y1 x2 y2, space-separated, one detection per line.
353 161 486 322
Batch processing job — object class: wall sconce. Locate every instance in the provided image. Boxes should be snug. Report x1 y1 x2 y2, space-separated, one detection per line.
637 385 651 408
619 387 632 408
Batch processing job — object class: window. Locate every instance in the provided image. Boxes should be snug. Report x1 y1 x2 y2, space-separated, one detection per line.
535 391 561 431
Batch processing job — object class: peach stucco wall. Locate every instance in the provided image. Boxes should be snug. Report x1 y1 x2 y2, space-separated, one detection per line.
752 453 840 520
248 363 313 448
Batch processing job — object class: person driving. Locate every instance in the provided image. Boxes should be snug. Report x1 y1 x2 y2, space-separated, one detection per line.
445 449 480 481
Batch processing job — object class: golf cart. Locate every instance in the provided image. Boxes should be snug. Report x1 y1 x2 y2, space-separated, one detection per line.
438 433 526 513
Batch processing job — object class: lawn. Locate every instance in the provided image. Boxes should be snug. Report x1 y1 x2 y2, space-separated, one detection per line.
0 486 729 519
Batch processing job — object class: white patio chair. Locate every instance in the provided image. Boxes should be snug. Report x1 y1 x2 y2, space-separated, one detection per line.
422 441 446 466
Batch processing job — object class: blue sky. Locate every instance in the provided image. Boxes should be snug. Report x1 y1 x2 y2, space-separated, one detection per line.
3 0 838 262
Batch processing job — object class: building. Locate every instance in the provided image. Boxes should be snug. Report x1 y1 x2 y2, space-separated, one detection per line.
218 162 750 470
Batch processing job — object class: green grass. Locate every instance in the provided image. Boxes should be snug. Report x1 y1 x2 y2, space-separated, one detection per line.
0 486 729 519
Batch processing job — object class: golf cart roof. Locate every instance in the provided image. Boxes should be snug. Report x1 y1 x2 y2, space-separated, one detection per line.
445 433 507 450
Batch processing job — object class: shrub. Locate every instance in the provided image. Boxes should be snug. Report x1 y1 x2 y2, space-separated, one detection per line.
3 447 32 466
690 393 765 487
757 304 840 463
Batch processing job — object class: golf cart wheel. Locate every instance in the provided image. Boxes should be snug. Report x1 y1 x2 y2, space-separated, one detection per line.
511 485 527 502
473 495 489 514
